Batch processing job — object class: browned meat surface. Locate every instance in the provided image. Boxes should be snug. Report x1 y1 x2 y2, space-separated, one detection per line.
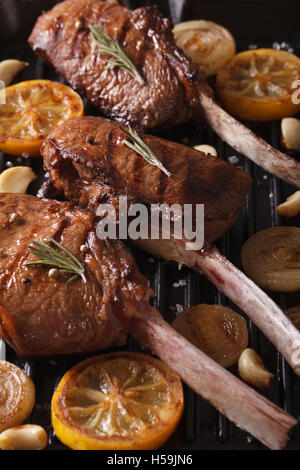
29 0 300 188
0 193 151 357
41 116 300 380
42 116 252 244
0 197 297 450
28 0 202 130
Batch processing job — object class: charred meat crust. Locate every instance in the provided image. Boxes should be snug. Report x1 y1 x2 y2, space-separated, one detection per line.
28 0 204 130
42 116 252 244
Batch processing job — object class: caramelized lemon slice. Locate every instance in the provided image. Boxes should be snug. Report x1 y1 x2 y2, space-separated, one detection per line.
0 80 84 157
51 352 184 450
216 49 300 121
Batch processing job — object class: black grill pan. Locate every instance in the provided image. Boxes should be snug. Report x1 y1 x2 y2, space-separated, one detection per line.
0 0 300 451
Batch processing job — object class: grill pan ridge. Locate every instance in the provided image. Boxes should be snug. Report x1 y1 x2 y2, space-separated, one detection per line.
0 0 300 451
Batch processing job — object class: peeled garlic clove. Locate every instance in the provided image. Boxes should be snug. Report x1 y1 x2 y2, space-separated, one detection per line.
0 425 47 450
0 166 37 194
0 60 28 86
238 348 274 389
277 190 300 217
281 117 300 152
0 361 35 432
193 144 218 157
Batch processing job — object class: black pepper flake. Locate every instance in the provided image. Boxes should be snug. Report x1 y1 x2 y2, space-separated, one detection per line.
86 135 95 145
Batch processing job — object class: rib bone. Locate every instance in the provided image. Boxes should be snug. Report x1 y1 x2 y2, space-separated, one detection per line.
132 237 300 376
199 91 300 188
130 303 297 450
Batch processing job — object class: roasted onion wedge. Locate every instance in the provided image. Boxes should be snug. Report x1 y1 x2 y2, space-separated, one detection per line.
241 227 300 292
172 304 248 368
172 20 236 76
0 361 35 432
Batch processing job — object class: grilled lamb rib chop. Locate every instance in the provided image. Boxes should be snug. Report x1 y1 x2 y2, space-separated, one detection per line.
42 116 252 244
0 193 297 450
0 193 131 356
41 116 300 376
29 0 300 187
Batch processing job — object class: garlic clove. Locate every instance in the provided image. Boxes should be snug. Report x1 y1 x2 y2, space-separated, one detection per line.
193 144 218 157
0 166 37 194
0 425 47 450
277 190 300 217
0 60 28 86
238 348 274 389
281 117 300 152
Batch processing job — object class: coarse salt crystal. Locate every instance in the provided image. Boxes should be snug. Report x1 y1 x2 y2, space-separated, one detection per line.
228 155 239 165
176 304 184 314
280 41 289 49
272 41 281 50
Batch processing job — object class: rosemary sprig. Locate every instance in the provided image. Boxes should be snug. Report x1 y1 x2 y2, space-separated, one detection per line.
90 25 144 85
25 238 86 285
119 125 171 177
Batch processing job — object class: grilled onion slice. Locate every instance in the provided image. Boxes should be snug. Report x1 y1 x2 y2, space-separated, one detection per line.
0 361 35 432
172 304 248 368
172 20 236 76
241 227 300 292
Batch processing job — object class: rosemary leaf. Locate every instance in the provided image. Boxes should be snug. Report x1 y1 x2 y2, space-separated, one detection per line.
49 238 84 271
119 125 171 177
25 239 86 285
90 25 144 85
65 274 80 286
